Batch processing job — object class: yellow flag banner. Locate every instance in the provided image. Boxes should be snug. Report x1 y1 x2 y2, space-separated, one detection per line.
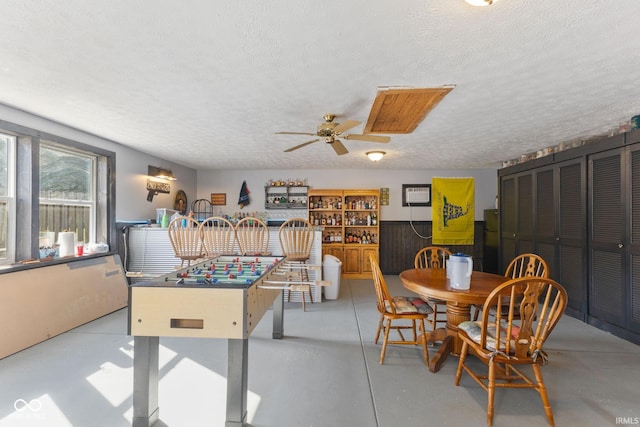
432 177 475 245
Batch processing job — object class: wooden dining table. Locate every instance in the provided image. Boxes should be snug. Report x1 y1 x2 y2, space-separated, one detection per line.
399 268 508 372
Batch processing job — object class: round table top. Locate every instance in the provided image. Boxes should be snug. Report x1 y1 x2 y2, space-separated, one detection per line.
399 268 509 305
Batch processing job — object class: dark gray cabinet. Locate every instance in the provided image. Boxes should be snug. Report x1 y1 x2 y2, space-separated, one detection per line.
499 129 640 344
483 209 499 274
588 144 640 337
500 159 587 319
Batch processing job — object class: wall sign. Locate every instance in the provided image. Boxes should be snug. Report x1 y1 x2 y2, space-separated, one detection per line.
210 193 227 206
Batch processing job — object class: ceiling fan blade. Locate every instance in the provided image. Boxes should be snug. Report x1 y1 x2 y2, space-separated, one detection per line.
284 139 319 152
343 134 391 143
333 120 360 135
331 139 348 155
276 131 316 136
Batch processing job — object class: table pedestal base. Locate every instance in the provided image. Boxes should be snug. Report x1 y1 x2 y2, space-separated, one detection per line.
421 302 473 372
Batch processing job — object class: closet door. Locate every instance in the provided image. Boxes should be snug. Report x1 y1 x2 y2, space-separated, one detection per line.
499 172 534 272
630 145 640 334
557 159 587 318
534 167 555 276
589 148 626 328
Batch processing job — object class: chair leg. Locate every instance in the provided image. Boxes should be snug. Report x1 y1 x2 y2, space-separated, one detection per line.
455 341 468 386
533 364 555 427
487 359 496 426
374 315 384 344
380 318 391 364
418 319 429 366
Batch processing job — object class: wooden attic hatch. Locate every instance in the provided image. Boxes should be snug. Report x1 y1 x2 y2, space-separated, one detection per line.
364 86 454 134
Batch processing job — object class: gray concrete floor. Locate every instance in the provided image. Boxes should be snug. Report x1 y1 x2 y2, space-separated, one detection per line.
1 276 639 427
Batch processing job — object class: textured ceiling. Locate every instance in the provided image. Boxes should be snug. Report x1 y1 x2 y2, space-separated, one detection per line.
1 0 640 170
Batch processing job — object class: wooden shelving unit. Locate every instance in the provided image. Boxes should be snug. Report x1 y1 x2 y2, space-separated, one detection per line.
308 189 379 279
264 185 308 210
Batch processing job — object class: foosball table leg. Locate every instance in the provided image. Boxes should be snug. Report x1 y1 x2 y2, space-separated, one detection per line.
226 338 248 426
132 336 160 427
272 290 284 339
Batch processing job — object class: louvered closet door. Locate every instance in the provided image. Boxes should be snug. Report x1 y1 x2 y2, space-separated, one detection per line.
589 148 626 327
630 145 640 334
557 160 587 317
499 172 534 272
535 167 556 276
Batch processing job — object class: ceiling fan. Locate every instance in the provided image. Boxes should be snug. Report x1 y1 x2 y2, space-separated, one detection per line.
277 114 390 155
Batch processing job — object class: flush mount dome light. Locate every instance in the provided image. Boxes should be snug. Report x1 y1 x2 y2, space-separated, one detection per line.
366 151 385 162
465 0 497 5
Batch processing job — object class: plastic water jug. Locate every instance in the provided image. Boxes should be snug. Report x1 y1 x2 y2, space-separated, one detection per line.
449 253 473 290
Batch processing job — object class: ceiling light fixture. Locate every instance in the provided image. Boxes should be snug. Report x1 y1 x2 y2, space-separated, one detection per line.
465 0 496 6
148 165 177 180
366 151 386 162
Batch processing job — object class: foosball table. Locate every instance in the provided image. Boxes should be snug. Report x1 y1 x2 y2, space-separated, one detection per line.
128 255 325 426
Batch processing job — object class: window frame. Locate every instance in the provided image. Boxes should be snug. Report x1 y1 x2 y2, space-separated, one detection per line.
0 119 116 269
0 133 16 264
39 143 98 245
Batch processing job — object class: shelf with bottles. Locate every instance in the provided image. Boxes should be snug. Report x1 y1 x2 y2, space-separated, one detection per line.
264 185 308 210
308 188 380 279
342 211 378 227
344 195 378 211
322 230 343 244
308 194 343 210
309 212 343 227
344 229 378 244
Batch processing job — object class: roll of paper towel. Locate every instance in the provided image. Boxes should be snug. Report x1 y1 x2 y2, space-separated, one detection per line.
58 232 76 257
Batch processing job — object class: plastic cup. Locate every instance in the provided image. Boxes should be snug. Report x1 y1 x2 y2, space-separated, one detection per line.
76 245 84 256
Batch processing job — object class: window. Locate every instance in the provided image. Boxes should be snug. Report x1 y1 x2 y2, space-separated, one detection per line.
39 144 96 247
0 133 16 263
0 120 115 267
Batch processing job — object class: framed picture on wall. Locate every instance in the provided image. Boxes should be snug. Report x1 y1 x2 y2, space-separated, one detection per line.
210 193 227 206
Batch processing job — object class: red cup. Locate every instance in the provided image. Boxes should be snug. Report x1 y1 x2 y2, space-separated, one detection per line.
76 245 84 256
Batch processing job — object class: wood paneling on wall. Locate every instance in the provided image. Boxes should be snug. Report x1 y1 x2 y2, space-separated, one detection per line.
379 221 485 274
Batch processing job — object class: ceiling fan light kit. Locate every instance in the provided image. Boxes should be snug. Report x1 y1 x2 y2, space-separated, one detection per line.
277 114 391 156
366 151 385 162
465 0 496 6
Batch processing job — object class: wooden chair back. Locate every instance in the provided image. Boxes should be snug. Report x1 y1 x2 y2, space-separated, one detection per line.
455 275 568 426
414 246 452 269
504 253 549 278
371 254 394 315
235 217 270 256
199 216 236 257
278 218 314 262
167 215 204 267
478 276 567 359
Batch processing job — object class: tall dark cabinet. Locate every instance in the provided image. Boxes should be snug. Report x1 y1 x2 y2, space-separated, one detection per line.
588 144 640 338
483 209 499 274
499 129 640 344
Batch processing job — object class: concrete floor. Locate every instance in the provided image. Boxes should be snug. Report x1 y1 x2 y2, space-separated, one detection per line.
1 275 639 427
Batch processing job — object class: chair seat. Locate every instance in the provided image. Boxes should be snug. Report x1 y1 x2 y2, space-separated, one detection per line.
459 320 520 353
385 296 433 315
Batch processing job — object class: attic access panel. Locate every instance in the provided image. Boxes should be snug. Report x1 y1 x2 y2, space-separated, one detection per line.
364 86 454 134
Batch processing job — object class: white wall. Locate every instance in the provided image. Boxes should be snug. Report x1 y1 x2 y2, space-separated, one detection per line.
197 169 498 221
0 104 198 222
